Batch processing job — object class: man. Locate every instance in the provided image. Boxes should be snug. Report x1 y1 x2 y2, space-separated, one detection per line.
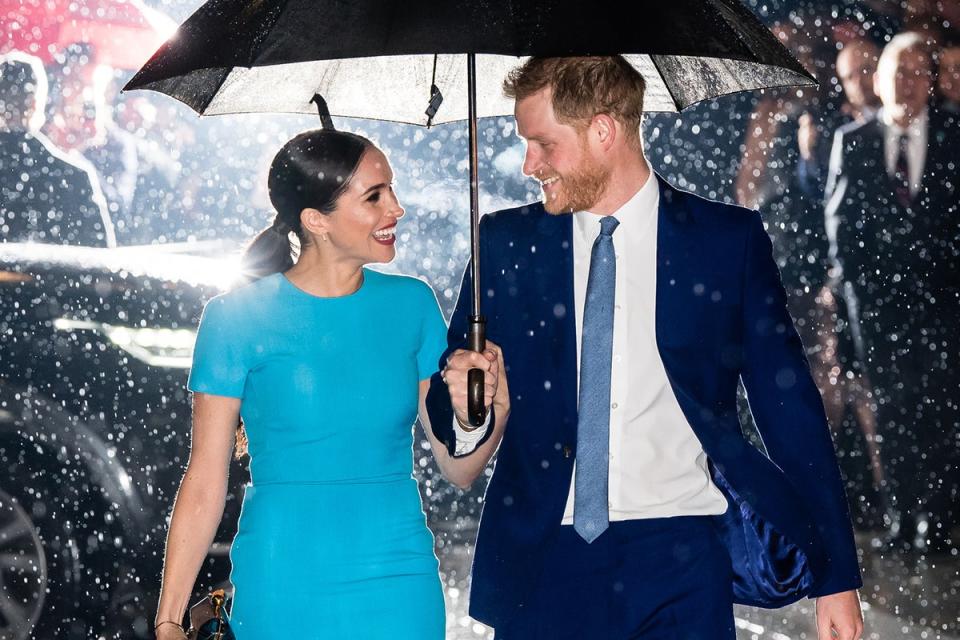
48 63 140 222
836 39 882 123
825 32 959 552
427 56 863 639
0 51 114 247
936 44 960 113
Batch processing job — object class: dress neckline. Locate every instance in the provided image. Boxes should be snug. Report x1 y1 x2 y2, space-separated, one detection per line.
278 268 369 301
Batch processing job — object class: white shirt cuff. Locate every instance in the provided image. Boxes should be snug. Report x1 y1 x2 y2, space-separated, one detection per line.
453 412 491 456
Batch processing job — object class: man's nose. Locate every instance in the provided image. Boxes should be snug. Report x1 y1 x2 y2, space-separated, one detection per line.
522 148 540 178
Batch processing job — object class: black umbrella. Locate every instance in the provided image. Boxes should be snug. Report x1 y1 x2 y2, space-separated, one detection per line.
125 0 815 424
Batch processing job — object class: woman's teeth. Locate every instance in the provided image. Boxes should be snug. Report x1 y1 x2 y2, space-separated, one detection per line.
373 226 396 240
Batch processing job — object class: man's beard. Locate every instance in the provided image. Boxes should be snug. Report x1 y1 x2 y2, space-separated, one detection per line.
541 156 611 215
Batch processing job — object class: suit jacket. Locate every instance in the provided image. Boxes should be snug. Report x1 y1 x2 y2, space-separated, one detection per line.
426 176 862 629
1 130 114 247
824 111 959 379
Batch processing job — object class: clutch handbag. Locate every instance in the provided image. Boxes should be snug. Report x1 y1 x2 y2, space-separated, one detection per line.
186 589 236 640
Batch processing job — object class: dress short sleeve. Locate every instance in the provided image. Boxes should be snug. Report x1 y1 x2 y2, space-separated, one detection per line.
188 296 248 398
416 282 448 381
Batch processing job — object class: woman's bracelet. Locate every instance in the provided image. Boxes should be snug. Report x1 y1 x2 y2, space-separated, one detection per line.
155 620 185 632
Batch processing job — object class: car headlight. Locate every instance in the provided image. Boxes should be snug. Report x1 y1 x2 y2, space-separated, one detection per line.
53 318 196 369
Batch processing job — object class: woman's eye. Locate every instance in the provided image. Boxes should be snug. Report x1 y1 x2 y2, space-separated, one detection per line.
368 192 380 203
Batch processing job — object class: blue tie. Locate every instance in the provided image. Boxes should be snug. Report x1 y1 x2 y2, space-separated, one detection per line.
574 215 619 543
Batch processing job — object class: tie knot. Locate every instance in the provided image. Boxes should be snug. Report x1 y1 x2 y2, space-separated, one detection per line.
599 216 619 237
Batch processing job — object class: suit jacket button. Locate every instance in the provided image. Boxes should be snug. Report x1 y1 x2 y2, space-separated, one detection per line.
563 446 572 458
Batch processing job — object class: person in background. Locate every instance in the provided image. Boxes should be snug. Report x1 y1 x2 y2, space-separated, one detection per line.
936 43 960 113
45 44 181 245
836 39 882 123
825 31 959 553
735 26 886 522
0 50 114 247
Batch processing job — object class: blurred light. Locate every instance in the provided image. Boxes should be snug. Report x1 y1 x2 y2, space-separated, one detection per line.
53 318 196 369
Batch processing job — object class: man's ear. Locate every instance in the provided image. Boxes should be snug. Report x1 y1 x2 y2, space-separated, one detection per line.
591 114 618 152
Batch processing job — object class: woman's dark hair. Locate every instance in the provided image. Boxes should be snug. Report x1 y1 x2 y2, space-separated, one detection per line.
234 130 371 457
241 129 373 281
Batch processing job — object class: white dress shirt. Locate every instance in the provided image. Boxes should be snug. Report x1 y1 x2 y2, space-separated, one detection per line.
456 170 728 522
881 107 928 197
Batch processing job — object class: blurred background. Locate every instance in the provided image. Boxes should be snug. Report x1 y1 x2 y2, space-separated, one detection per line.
1 0 958 638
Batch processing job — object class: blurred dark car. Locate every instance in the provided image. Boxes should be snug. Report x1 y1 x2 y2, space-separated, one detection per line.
0 241 247 639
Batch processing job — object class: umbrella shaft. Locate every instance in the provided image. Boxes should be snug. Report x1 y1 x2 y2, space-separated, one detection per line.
467 53 481 316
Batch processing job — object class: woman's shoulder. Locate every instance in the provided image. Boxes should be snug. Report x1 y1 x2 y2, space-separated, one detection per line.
366 268 438 303
201 273 285 318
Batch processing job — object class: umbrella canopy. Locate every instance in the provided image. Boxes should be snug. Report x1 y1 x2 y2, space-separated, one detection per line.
125 0 815 122
1 0 177 70
125 0 815 425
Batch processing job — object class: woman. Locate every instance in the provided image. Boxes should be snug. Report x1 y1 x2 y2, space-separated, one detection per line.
153 130 509 639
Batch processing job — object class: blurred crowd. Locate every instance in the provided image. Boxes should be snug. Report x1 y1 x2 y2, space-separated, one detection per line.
732 1 959 553
1 40 275 248
1 0 958 555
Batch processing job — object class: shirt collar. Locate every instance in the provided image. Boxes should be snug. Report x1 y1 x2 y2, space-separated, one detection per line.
880 106 928 137
574 165 660 241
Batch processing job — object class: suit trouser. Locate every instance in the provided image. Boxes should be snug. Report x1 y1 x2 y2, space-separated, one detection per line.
494 515 736 640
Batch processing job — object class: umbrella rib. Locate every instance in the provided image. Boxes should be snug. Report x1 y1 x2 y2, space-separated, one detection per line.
707 0 815 82
195 68 232 115
647 55 683 111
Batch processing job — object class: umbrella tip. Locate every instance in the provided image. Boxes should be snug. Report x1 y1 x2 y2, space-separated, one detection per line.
310 94 336 130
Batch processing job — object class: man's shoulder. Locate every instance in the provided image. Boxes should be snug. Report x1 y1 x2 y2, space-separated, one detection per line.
833 116 882 147
483 201 548 227
659 179 757 231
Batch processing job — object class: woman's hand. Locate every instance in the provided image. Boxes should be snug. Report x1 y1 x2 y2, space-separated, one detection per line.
442 343 503 425
420 340 510 489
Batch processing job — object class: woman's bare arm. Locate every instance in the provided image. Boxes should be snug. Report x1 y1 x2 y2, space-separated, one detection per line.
154 393 240 637
417 342 509 489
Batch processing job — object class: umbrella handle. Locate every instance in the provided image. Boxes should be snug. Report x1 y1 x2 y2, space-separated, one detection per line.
467 315 487 427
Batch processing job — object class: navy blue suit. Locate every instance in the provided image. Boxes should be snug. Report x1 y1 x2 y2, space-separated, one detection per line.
426 176 862 631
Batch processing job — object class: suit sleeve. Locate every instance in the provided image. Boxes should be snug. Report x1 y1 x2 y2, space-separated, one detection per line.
425 214 496 458
823 128 849 274
739 211 862 597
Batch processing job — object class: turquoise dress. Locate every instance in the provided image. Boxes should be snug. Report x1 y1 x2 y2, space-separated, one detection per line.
188 268 448 639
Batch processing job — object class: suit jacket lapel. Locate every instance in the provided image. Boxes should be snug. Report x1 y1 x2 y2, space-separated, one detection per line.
654 175 697 353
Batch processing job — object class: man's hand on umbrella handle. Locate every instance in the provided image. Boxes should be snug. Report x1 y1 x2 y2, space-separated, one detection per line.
443 342 503 427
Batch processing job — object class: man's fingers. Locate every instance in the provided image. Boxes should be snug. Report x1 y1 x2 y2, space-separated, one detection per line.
833 623 860 640
840 621 863 640
815 608 834 640
816 619 833 640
